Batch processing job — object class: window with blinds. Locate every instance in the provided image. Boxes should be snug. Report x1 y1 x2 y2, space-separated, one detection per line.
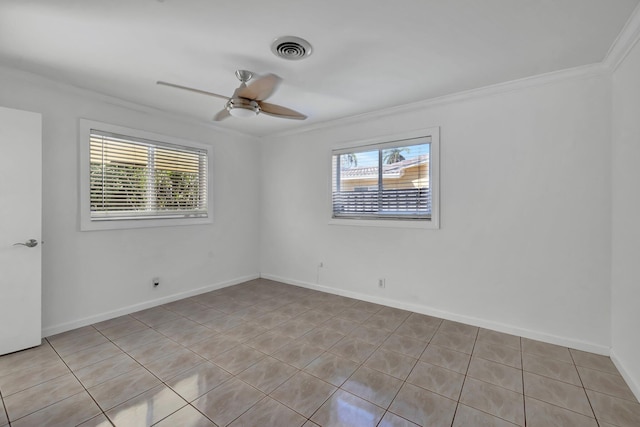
332 134 437 222
88 129 208 222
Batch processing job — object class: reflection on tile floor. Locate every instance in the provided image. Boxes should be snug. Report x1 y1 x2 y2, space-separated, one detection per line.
0 279 638 427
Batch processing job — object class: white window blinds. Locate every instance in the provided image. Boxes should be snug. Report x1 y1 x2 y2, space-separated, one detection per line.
332 137 431 220
89 130 208 221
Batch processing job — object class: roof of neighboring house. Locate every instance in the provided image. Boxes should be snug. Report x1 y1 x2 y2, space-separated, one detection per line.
341 155 428 180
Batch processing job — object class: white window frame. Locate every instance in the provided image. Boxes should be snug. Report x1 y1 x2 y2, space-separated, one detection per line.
79 119 213 231
329 127 440 229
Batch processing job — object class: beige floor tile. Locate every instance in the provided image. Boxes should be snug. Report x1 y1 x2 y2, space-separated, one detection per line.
11 391 101 427
229 396 306 427
329 336 376 363
202 314 246 332
521 338 572 363
296 309 334 325
154 405 216 427
271 319 317 339
189 334 242 360
587 389 640 427
224 323 268 342
366 313 407 332
439 320 479 338
342 366 404 409
105 385 186 427
364 349 416 382
74 353 140 388
476 329 521 350
245 330 293 354
193 378 264 426
165 361 232 402
347 325 390 346
430 331 476 354
522 352 581 386
48 330 109 357
473 341 522 369
420 344 471 374
394 322 438 342
4 372 84 421
274 303 309 318
184 307 226 324
88 366 161 411
112 327 166 352
406 361 465 400
453 404 519 427
311 389 385 427
467 357 523 393
570 349 618 373
0 399 8 427
130 306 181 327
145 347 205 380
459 377 524 426
378 411 420 427
252 311 293 329
273 341 324 369
297 327 345 349
389 382 457 426
336 307 374 323
0 357 69 396
92 315 133 331
125 336 183 365
271 371 336 417
76 413 113 426
237 356 298 393
46 325 96 343
404 313 443 329
99 318 149 340
304 352 359 386
523 372 593 416
380 334 428 359
323 317 359 335
210 344 265 374
578 366 638 402
525 396 597 427
63 341 124 371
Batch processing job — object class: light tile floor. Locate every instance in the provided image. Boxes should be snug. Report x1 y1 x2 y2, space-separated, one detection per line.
0 279 639 427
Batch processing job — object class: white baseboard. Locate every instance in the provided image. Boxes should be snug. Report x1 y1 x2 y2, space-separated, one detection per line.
261 273 610 356
42 273 259 337
610 349 640 402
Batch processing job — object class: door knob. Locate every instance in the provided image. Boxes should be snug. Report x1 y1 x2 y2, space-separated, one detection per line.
13 239 38 248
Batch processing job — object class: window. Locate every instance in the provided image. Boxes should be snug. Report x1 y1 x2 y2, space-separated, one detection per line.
79 120 212 230
331 128 439 228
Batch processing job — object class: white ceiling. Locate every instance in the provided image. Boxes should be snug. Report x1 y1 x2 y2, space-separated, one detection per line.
1 0 638 137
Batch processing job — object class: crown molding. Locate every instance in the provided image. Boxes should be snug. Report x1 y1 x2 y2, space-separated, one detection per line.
270 63 606 139
0 65 256 140
603 3 640 72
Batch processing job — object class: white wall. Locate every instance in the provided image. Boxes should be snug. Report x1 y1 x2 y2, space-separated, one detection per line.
611 39 640 398
0 67 261 336
261 73 612 353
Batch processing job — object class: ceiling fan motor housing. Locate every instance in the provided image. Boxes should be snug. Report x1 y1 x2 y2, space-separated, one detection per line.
226 98 260 118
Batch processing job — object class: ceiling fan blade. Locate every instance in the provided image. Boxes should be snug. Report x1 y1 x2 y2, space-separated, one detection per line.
213 108 231 121
236 74 281 101
157 81 228 100
259 102 307 120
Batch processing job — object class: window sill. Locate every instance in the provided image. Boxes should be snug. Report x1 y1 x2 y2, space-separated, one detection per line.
328 218 439 229
80 216 212 231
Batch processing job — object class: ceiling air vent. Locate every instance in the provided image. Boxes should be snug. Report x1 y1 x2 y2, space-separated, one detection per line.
271 36 313 60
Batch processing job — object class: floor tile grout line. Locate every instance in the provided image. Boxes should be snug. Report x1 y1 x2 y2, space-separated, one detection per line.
43 337 115 427
448 326 479 427
569 349 602 426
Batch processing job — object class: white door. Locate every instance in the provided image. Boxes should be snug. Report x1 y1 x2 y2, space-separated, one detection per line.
0 106 42 355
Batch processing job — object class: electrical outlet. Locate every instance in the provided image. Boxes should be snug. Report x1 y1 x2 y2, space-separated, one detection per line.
152 277 160 287
378 278 386 288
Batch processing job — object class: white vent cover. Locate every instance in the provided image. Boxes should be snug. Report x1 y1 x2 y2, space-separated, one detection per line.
271 36 313 60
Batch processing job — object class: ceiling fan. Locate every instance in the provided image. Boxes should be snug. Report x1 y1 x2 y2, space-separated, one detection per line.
157 70 307 121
